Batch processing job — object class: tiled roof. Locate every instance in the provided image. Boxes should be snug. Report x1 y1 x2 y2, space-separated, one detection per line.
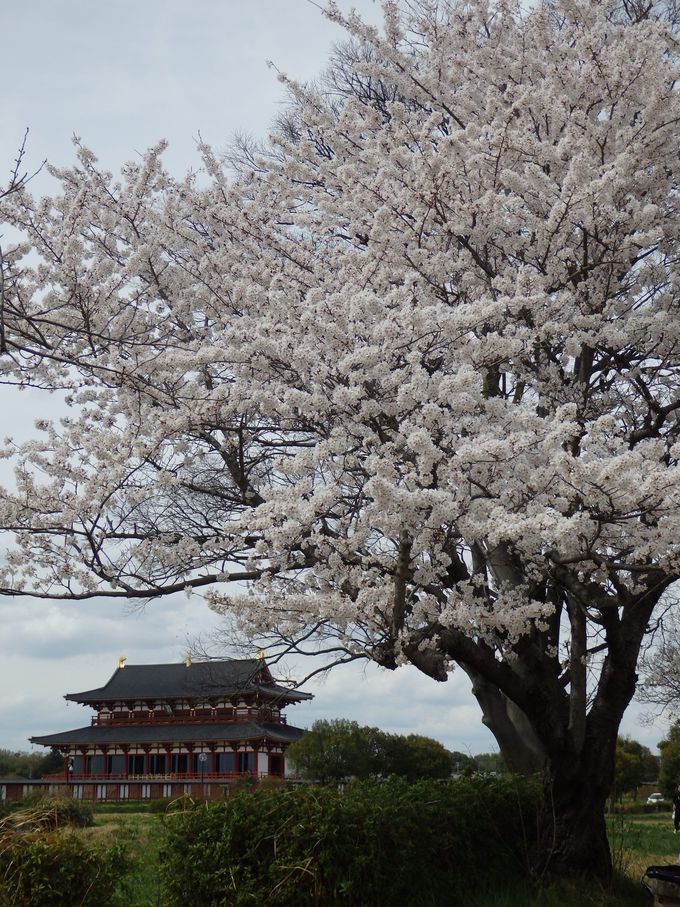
64 659 312 705
30 721 304 747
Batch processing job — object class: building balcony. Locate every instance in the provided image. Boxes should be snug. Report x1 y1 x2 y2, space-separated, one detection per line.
64 770 275 782
90 712 287 727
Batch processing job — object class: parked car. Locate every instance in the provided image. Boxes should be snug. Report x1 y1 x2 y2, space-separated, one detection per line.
647 792 665 804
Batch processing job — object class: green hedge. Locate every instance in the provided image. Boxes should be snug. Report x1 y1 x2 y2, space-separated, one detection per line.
0 797 134 906
611 801 671 815
0 831 132 907
160 775 540 906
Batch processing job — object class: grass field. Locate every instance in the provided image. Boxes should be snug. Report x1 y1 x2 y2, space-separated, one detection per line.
82 807 680 906
87 811 165 907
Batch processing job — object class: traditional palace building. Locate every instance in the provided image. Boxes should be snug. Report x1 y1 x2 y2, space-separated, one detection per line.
8 656 312 802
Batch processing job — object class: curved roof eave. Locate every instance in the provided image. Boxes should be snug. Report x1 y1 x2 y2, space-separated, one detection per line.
30 721 305 748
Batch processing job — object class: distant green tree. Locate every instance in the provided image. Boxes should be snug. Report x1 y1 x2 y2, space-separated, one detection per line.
40 748 65 775
659 722 680 798
614 741 642 801
613 736 658 800
286 719 382 783
382 734 454 782
287 721 456 783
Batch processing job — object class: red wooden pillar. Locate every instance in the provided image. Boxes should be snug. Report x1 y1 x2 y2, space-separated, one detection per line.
253 745 259 777
209 746 216 776
143 747 150 776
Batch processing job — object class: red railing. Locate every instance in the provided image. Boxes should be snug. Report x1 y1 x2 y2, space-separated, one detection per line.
90 713 287 726
65 771 274 782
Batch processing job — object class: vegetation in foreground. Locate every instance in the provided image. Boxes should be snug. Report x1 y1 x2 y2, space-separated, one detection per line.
3 781 680 905
160 775 540 906
0 797 133 907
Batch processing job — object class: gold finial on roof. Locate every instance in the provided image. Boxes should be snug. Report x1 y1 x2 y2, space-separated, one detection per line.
257 649 266 661
185 652 192 668
118 656 127 669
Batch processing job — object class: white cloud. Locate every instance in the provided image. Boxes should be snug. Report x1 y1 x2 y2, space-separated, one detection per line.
0 593 667 757
0 592 498 754
293 662 499 754
0 594 215 748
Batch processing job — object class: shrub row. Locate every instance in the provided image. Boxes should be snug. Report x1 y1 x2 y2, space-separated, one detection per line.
611 800 671 815
0 831 131 907
160 775 540 906
0 797 132 907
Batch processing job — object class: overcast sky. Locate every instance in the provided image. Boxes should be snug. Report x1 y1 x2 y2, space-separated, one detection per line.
0 0 668 759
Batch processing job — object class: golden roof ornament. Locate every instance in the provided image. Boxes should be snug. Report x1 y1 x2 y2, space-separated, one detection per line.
185 652 192 668
117 656 127 669
257 649 265 661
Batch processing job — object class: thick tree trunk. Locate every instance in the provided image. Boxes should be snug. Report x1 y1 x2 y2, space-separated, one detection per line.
532 752 613 883
417 580 665 884
463 662 620 883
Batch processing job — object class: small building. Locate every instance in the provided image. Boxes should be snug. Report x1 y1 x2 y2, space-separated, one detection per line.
16 656 311 802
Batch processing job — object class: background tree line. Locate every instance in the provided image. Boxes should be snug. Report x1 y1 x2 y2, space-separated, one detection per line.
612 723 680 802
291 720 668 801
0 748 63 779
286 719 500 783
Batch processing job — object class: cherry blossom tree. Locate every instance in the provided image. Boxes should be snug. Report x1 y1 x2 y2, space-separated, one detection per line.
1 0 679 882
0 131 44 356
638 601 680 710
